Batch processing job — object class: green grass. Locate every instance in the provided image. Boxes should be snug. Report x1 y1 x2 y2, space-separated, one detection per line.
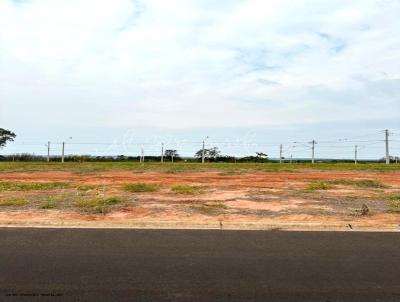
39 200 56 209
77 184 98 191
0 181 70 191
305 181 335 191
387 200 400 213
38 194 70 209
123 183 160 192
306 179 386 191
73 196 127 214
0 162 399 173
0 197 29 206
171 185 205 195
388 194 400 200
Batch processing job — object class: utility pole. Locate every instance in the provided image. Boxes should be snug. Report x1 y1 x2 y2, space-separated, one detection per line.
171 152 174 163
47 141 50 162
141 148 144 164
202 140 205 164
279 144 283 164
61 137 72 163
161 143 164 163
290 154 293 164
311 140 316 164
385 129 390 164
61 142 65 163
354 145 358 165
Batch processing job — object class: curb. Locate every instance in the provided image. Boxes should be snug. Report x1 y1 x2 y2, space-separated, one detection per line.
0 220 399 232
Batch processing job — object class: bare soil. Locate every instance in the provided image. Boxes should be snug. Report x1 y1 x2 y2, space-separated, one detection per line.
0 169 399 230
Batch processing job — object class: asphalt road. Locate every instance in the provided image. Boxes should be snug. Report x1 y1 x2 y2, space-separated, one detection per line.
0 228 399 301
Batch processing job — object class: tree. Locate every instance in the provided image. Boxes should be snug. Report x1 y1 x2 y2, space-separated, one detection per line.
256 152 268 159
195 149 207 158
208 147 220 159
194 147 221 161
164 149 179 161
0 128 16 149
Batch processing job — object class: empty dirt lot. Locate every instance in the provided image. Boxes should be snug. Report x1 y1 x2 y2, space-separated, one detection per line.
0 163 399 230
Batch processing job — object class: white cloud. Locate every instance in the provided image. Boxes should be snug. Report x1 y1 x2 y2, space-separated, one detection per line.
0 0 399 134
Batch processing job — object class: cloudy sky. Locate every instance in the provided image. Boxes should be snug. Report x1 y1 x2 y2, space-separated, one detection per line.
0 0 399 158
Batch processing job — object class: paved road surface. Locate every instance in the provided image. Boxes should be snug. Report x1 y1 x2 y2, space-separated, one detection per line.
0 228 399 301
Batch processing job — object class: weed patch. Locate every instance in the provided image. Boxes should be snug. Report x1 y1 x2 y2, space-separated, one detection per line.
388 194 400 200
123 183 160 193
171 185 205 195
39 200 56 209
387 200 400 213
0 198 29 206
77 184 98 191
306 181 335 191
39 194 69 209
73 196 127 214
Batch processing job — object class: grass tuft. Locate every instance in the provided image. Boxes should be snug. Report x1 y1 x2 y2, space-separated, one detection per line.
77 184 97 191
305 181 335 191
73 196 127 214
123 183 160 193
0 198 29 206
387 200 400 213
171 185 205 195
39 194 73 209
39 200 56 209
388 194 400 201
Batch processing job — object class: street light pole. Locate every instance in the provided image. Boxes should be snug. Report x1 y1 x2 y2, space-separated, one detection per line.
47 141 50 162
354 145 358 165
385 129 390 165
201 136 209 164
61 142 65 163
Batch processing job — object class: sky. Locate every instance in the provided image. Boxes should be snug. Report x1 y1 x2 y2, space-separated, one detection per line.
0 0 399 158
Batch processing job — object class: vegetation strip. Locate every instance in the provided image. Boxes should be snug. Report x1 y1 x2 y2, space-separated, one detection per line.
0 181 70 191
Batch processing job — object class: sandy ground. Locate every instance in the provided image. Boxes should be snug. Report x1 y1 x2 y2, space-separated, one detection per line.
0 169 399 230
